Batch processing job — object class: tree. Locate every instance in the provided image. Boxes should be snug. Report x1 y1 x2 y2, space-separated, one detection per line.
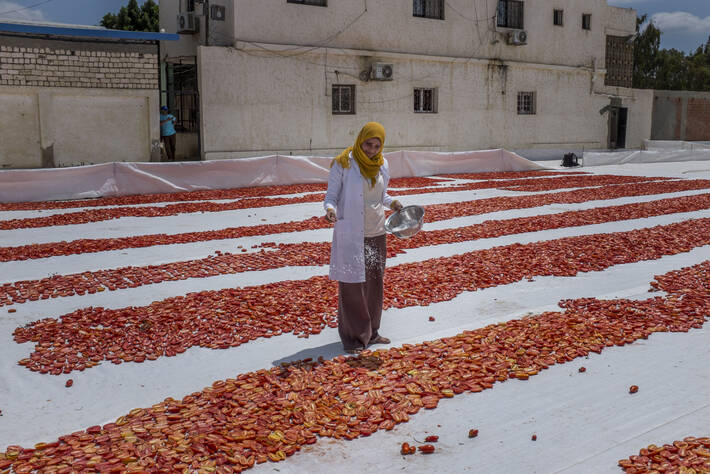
632 14 661 89
633 16 710 91
101 0 159 32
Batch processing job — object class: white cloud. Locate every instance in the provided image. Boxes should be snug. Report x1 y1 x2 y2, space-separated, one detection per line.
651 11 710 35
0 1 47 21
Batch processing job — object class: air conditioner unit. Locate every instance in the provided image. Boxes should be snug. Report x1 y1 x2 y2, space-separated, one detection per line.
370 62 394 81
507 29 527 45
177 12 198 34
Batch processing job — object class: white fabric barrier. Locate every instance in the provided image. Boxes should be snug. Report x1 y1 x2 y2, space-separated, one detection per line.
0 149 545 203
583 148 710 167
642 140 710 151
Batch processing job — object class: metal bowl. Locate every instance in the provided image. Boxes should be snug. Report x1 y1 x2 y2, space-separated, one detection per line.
385 205 425 239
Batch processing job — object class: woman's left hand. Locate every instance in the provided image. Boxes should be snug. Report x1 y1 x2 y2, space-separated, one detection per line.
391 200 403 212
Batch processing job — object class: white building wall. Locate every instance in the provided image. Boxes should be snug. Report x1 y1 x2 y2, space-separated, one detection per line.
205 0 632 68
162 0 647 160
198 43 647 160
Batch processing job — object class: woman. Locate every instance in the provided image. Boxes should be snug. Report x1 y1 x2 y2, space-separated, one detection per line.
324 122 403 354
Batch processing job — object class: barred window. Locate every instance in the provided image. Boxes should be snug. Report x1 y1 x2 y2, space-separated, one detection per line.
517 91 536 115
582 14 591 30
553 9 563 26
414 88 437 113
605 35 633 87
497 0 524 29
413 0 444 20
287 0 327 6
332 85 355 114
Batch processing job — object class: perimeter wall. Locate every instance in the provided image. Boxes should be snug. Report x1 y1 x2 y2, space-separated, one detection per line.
0 36 161 169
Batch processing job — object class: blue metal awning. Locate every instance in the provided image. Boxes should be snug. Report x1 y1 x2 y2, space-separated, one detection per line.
0 21 179 42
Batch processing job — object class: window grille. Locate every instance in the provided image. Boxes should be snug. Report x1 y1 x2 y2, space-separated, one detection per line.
496 0 524 29
164 63 199 132
413 0 444 20
182 0 195 12
553 9 563 26
287 0 327 6
517 91 536 115
414 88 437 113
605 35 633 87
582 14 591 30
332 85 355 114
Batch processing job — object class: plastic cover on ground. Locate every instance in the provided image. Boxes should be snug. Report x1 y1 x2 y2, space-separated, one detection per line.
584 141 710 167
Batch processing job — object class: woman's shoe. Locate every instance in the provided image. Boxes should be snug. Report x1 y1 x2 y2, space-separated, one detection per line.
369 335 390 345
345 347 364 354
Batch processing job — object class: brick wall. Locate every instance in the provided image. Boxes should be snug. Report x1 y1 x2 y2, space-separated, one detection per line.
0 36 158 89
652 91 710 141
685 97 710 141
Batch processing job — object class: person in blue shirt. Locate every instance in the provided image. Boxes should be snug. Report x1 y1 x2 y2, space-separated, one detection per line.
160 105 177 161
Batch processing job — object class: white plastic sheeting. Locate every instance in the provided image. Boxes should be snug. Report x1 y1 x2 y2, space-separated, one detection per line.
642 140 710 151
0 149 544 203
584 142 710 167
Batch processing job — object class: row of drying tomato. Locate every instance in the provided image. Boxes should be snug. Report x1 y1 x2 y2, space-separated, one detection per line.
2 176 707 262
3 192 710 308
618 437 710 472
2 261 708 473
0 171 579 212
0 176 451 212
0 174 663 230
12 216 710 375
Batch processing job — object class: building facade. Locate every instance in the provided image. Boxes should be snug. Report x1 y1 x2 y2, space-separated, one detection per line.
0 22 177 169
160 0 651 160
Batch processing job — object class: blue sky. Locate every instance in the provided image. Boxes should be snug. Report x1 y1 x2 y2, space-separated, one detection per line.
608 0 710 53
0 0 708 53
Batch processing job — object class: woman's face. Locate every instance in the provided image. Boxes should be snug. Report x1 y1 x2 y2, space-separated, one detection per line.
360 137 382 159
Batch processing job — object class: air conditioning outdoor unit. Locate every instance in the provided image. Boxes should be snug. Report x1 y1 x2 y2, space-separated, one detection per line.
507 29 528 45
177 12 198 34
370 62 394 81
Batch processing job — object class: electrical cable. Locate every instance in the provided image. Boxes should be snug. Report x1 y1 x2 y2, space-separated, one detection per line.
0 0 57 17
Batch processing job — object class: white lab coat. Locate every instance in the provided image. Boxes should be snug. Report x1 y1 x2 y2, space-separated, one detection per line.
324 154 395 283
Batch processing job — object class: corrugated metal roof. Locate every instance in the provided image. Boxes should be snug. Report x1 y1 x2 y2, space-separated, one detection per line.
0 19 178 42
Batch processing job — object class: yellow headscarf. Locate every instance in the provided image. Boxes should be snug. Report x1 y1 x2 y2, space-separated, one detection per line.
331 122 386 186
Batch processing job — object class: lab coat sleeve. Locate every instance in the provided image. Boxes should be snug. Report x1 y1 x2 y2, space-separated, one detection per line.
380 159 396 209
324 162 343 214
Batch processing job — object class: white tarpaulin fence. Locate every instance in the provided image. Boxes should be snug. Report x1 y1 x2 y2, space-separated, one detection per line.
583 140 710 167
0 149 545 203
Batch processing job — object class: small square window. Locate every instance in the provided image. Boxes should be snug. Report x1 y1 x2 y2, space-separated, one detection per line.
553 9 563 26
287 0 327 6
497 0 524 29
582 13 591 30
414 88 437 113
517 91 536 115
332 85 355 115
413 0 444 20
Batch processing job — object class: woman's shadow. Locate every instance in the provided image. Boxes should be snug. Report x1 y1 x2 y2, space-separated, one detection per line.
271 341 345 367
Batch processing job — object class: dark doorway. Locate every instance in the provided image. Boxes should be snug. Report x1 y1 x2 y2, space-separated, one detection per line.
161 59 201 160
609 106 628 149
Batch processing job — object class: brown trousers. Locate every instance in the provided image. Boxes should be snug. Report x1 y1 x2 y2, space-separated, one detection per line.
162 134 176 161
337 234 386 350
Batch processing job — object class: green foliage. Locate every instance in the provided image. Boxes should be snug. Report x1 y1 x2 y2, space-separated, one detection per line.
633 14 710 91
100 0 159 32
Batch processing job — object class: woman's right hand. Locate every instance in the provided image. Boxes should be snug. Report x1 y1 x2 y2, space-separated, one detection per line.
325 208 337 223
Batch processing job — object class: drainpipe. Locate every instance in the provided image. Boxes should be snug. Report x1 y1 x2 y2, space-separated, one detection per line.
204 0 210 46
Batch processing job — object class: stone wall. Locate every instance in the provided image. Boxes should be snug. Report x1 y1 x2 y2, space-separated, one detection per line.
651 91 710 141
0 36 158 89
